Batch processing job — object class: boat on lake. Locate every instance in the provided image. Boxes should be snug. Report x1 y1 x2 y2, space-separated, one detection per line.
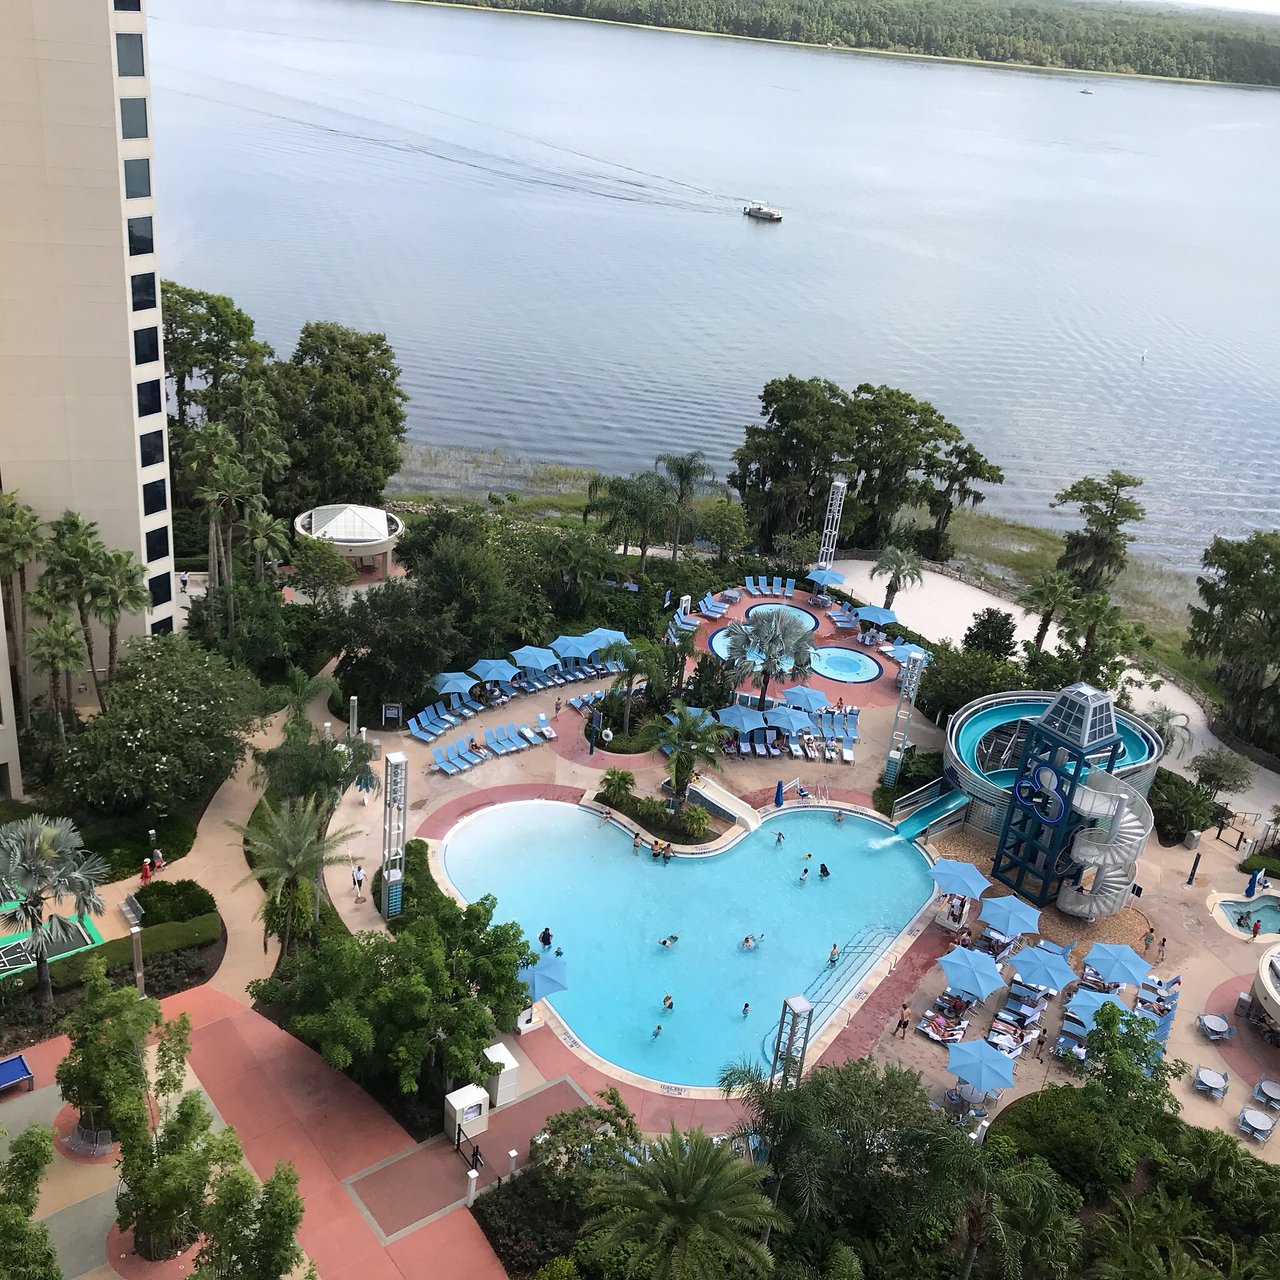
743 201 782 222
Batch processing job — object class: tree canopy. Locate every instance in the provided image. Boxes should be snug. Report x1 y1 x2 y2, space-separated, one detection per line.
1051 470 1145 593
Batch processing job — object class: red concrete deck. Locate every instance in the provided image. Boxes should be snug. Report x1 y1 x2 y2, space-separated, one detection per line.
1204 972 1274 1086
416 782 586 841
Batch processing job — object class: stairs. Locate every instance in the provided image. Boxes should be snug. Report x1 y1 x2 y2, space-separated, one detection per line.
1056 771 1152 920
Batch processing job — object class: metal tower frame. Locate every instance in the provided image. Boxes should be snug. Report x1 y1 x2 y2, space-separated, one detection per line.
380 751 408 922
817 479 847 569
770 995 814 1084
883 651 927 786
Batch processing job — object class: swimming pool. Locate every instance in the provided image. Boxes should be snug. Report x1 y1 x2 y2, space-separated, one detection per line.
708 630 883 685
442 801 933 1085
744 604 818 632
1220 896 1280 937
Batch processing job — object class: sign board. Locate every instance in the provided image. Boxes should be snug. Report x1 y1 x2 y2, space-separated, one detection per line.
382 703 402 723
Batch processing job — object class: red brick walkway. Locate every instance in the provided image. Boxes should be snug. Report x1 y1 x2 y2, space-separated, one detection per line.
416 782 586 841
1204 972 1278 1086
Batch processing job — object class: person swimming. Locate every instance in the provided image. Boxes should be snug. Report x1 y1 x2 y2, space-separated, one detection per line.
652 1024 663 1038
828 944 839 965
800 867 809 883
742 1003 750 1017
659 934 679 947
663 993 674 1010
742 935 756 949
819 863 830 878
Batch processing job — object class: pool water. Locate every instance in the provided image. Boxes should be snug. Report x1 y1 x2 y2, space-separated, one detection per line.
443 801 932 1085
1220 896 1280 936
708 629 883 685
744 604 818 632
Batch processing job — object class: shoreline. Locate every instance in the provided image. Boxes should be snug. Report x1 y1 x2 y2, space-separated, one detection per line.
392 0 1280 92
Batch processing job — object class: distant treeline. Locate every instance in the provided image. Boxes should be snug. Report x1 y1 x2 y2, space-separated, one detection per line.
450 0 1280 86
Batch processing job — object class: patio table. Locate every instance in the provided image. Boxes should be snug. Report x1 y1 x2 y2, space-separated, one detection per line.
1201 1014 1229 1036
1196 1068 1226 1090
1258 1079 1280 1105
1243 1108 1274 1132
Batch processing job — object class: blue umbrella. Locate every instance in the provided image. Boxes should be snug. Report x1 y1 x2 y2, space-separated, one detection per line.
929 859 992 899
781 685 828 713
471 658 520 684
806 567 845 587
1013 946 1077 992
551 634 596 661
979 895 1042 939
885 643 934 667
582 627 630 652
947 1041 1016 1093
855 605 898 627
775 780 785 808
717 704 768 733
764 707 812 734
522 956 568 1004
666 707 711 727
1084 942 1151 988
432 671 478 695
937 948 1006 1000
1067 988 1129 1028
510 645 561 671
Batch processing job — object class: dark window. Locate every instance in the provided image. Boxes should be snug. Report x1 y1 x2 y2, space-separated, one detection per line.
139 429 165 467
116 33 145 76
142 478 166 516
115 0 143 10
120 98 147 139
123 157 150 198
145 526 170 562
150 617 174 635
136 379 162 417
148 574 173 608
131 272 155 311
127 216 153 256
133 326 159 364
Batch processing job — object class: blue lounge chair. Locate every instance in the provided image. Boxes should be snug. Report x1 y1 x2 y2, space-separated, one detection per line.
447 694 475 719
493 724 520 751
771 576 784 595
536 712 557 739
519 724 541 746
484 727 512 756
434 701 461 726
787 733 803 759
783 578 796 597
459 692 484 713
744 576 763 596
454 740 484 768
444 742 472 771
0 1053 34 1095
408 717 435 743
431 746 459 776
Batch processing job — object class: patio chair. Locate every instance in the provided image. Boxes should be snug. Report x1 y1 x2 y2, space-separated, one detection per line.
431 746 459 776
453 741 484 768
448 694 475 719
917 1017 970 1044
753 742 768 759
433 701 461 726
744 576 763 596
823 740 838 763
1193 1065 1229 1103
484 727 513 756
771 576 784 595
803 739 820 762
767 737 782 758
447 742 475 771
519 725 541 746
408 717 438 743
841 736 855 764
788 733 803 759
783 578 795 597
536 712 558 739
1253 1078 1280 1110
501 724 528 751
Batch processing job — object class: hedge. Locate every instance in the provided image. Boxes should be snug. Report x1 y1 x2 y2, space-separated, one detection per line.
1240 852 1280 877
134 879 217 925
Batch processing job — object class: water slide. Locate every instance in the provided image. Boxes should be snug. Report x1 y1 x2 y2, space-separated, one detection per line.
689 777 762 831
894 792 970 843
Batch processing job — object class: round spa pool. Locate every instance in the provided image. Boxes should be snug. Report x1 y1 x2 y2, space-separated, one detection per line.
709 630 884 685
744 604 819 631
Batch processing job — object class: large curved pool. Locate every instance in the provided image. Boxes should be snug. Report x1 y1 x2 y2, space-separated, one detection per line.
708 629 883 685
443 802 933 1085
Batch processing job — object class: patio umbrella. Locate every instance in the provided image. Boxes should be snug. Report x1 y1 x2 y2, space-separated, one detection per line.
551 634 596 661
806 567 844 587
1084 942 1151 988
717 704 768 734
781 685 828 713
947 1041 1016 1094
1067 988 1129 1028
979 894 1042 939
775 780 784 808
885 643 934 666
510 645 560 671
470 658 520 684
522 956 568 1004
937 948 1006 1000
929 859 992 899
1013 946 1077 992
666 707 711 727
432 671 478 695
855 605 898 627
764 707 812 734
582 627 629 651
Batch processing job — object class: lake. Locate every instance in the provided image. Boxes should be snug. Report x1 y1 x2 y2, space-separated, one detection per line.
147 0 1280 567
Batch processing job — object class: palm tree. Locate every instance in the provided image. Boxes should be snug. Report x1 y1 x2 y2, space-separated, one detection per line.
230 797 355 955
1059 591 1125 679
869 546 923 611
915 1130 1063 1280
636 702 727 812
241 503 290 582
585 1124 789 1280
657 450 713 562
0 494 47 727
28 612 85 741
1142 703 1194 759
93 549 150 689
548 531 611 616
600 639 666 737
43 511 109 711
1017 570 1079 650
724 610 814 711
589 474 676 573
277 664 341 739
0 815 107 1004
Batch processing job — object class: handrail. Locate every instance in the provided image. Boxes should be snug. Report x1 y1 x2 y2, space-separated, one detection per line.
690 777 762 831
890 777 943 820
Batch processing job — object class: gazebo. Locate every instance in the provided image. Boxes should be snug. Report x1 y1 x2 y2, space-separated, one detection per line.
293 503 404 579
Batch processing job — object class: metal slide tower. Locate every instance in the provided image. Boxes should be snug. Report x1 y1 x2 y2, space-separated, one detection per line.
770 995 815 1084
817 479 846 569
380 751 408 922
883 650 927 787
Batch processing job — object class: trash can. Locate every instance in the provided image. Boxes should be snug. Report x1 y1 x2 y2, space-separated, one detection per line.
1237 992 1254 1017
1183 830 1202 851
371 738 382 761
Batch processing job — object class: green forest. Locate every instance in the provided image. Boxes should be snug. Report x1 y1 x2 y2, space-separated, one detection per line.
451 0 1280 86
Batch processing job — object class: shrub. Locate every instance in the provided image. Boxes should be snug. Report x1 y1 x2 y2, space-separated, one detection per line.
471 1166 582 1279
370 839 443 931
600 769 635 807
873 749 945 814
963 607 1017 659
45 914 222 991
680 804 712 840
1148 767 1215 844
134 879 216 925
534 1260 581 1280
83 811 200 882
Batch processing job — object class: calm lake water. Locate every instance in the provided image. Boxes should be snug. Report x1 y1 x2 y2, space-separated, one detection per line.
148 0 1280 567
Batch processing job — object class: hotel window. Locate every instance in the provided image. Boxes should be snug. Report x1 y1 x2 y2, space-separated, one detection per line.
134 326 159 365
136 379 162 417
127 216 154 256
115 0 143 10
145 526 170 562
139 429 165 468
124 158 151 199
131 272 156 311
116 33 145 77
120 98 148 139
142 478 167 516
148 573 172 608
150 617 174 635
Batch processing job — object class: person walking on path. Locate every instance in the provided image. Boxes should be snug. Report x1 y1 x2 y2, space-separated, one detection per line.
151 847 166 873
139 857 152 886
1142 929 1154 954
1253 919 1263 940
180 570 189 594
352 863 366 903
1157 937 1167 963
893 1003 911 1039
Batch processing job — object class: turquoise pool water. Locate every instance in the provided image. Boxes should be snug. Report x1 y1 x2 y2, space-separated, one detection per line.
1220 896 1280 936
744 604 818 632
443 801 932 1085
709 629 883 685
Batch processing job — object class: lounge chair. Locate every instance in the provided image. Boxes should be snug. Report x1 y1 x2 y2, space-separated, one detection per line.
536 712 558 739
500 724 528 751
431 746 459 776
738 740 752 757
519 724 541 746
917 1017 970 1044
448 694 475 719
767 737 782 758
823 739 838 762
783 578 795 597
753 742 768 759
453 741 483 768
484 727 513 756
788 733 803 759
803 738 820 762
771 576 784 595
408 716 437 743
568 694 587 713
744 576 763 596
431 701 460 726
841 736 855 764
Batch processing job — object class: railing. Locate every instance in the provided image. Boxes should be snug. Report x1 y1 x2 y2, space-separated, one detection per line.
890 777 943 821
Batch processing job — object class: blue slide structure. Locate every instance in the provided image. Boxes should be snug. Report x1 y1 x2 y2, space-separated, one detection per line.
894 791 971 843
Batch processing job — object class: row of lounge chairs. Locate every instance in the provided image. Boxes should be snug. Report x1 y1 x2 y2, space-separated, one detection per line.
429 718 558 776
743 577 795 598
725 732 857 764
